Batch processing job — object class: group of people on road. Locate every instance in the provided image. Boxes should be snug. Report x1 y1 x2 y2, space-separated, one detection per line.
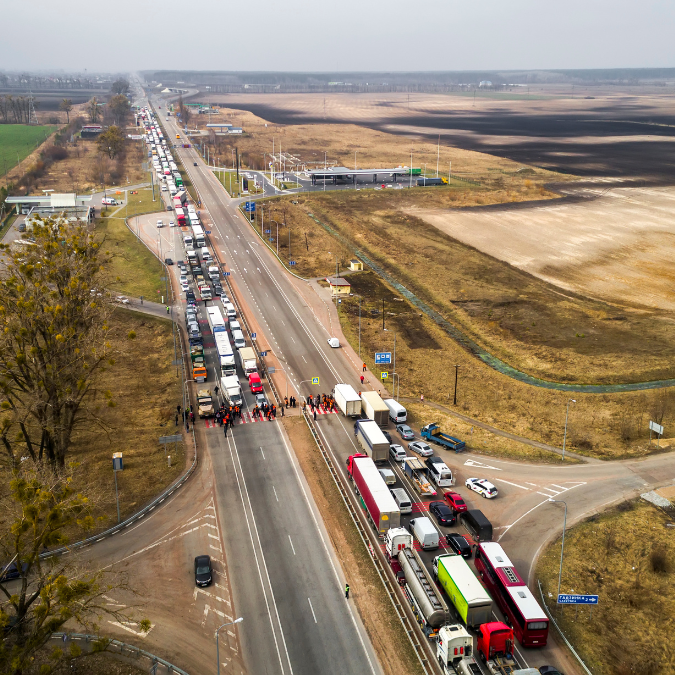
284 396 298 408
217 403 242 437
252 402 277 421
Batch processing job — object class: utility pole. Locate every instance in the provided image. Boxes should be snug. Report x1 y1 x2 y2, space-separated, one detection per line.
382 298 385 331
358 297 361 359
453 365 460 405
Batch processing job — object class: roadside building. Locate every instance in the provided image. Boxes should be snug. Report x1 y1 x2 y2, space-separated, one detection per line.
326 277 351 297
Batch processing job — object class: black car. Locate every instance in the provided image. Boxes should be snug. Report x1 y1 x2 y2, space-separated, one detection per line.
0 561 28 582
164 258 174 266
193 162 198 166
446 532 472 558
539 668 563 675
186 290 196 302
194 555 212 587
429 501 456 526
382 430 393 444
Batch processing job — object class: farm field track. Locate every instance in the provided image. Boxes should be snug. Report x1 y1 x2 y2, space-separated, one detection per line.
0 124 57 174
204 88 675 179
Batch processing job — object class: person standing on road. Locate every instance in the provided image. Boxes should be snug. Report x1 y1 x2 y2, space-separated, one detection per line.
166 306 170 314
362 362 367 372
360 375 364 386
313 409 317 422
345 583 350 599
281 405 285 417
223 420 228 437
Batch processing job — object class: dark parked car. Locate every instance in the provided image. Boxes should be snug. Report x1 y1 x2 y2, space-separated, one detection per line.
194 162 198 166
446 532 472 558
429 501 456 526
164 258 174 265
382 430 393 444
539 668 563 675
0 561 28 582
194 555 212 587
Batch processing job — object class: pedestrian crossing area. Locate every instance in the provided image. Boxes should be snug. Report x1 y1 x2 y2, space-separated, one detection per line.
202 406 338 427
308 407 338 416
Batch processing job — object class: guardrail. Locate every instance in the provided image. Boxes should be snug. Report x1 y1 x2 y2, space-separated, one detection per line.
537 580 594 675
49 633 189 675
301 408 434 675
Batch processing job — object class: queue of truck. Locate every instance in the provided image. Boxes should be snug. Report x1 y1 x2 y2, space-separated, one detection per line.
335 382 550 673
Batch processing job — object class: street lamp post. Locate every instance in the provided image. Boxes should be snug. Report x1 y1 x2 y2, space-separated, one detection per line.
562 399 576 460
453 365 460 405
358 296 361 359
548 499 568 601
216 617 243 675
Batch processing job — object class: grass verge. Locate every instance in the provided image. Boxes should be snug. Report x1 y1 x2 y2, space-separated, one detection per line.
536 499 675 675
95 217 164 298
282 417 424 675
104 186 159 219
0 124 58 174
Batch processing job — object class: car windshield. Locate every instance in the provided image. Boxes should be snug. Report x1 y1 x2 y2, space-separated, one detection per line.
196 565 210 574
455 498 465 505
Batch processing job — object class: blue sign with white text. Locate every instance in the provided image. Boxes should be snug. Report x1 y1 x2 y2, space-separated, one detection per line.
557 594 598 605
375 352 392 365
244 201 256 212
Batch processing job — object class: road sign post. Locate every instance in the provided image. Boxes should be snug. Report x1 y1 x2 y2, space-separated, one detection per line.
649 420 664 447
375 352 392 365
380 372 389 380
312 377 319 385
557 594 598 605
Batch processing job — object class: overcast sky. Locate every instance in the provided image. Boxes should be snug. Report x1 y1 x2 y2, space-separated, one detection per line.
2 0 674 73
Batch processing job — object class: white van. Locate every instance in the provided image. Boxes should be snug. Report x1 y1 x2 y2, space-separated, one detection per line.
186 249 197 264
183 234 193 247
384 398 407 423
200 247 211 263
390 487 412 514
232 329 245 350
409 516 440 550
208 266 220 281
224 302 236 318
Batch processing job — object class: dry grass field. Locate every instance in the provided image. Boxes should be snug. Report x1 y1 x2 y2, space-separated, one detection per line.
258 191 675 387
328 269 674 460
536 499 675 675
412 184 675 313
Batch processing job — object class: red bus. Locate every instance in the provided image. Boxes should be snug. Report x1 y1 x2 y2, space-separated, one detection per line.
474 542 549 647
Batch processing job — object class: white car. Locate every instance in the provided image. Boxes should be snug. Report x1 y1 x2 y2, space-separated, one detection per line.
180 281 189 292
327 337 340 348
156 219 164 228
169 220 175 227
408 441 433 457
465 478 499 499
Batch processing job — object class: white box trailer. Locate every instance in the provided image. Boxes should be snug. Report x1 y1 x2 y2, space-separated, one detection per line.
354 419 389 463
334 384 361 417
361 391 389 427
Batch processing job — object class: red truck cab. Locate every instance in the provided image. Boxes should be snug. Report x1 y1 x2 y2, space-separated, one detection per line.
476 622 514 662
248 373 263 394
346 453 368 475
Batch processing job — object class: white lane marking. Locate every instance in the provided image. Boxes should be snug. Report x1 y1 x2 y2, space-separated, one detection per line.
494 478 530 491
291 336 295 343
464 459 502 471
260 447 265 460
498 499 551 542
109 621 154 638
225 431 294 674
288 535 296 555
194 587 230 605
308 598 318 624
551 484 567 490
537 491 554 497
525 482 538 486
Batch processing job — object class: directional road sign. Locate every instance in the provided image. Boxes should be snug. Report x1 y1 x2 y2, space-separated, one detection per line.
205 230 212 234
251 333 257 340
312 377 320 385
649 420 664 435
375 352 392 365
224 272 231 276
289 261 296 266
244 201 256 212
557 594 599 605
260 351 267 357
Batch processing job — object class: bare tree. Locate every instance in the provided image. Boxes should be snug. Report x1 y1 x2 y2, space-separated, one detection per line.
87 97 100 123
59 98 73 124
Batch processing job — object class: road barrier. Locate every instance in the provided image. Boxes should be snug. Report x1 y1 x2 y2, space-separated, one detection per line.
301 408 435 675
49 633 189 675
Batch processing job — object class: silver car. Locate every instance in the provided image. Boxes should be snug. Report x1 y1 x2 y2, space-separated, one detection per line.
408 441 433 457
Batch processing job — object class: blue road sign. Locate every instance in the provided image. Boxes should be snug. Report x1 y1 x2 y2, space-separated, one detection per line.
260 351 267 357
375 352 392 365
289 261 296 266
265 229 271 234
251 333 257 340
205 230 212 234
224 272 231 276
557 594 599 605
244 201 256 212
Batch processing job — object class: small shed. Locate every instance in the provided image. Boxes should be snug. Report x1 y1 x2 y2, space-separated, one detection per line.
326 277 351 296
349 259 363 271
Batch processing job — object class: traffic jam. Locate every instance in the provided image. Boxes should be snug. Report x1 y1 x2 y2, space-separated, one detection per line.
140 104 559 675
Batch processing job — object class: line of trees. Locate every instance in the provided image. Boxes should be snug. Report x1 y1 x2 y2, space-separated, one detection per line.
0 95 39 124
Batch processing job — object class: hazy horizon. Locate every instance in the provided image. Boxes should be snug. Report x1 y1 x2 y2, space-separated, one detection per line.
1 0 674 73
